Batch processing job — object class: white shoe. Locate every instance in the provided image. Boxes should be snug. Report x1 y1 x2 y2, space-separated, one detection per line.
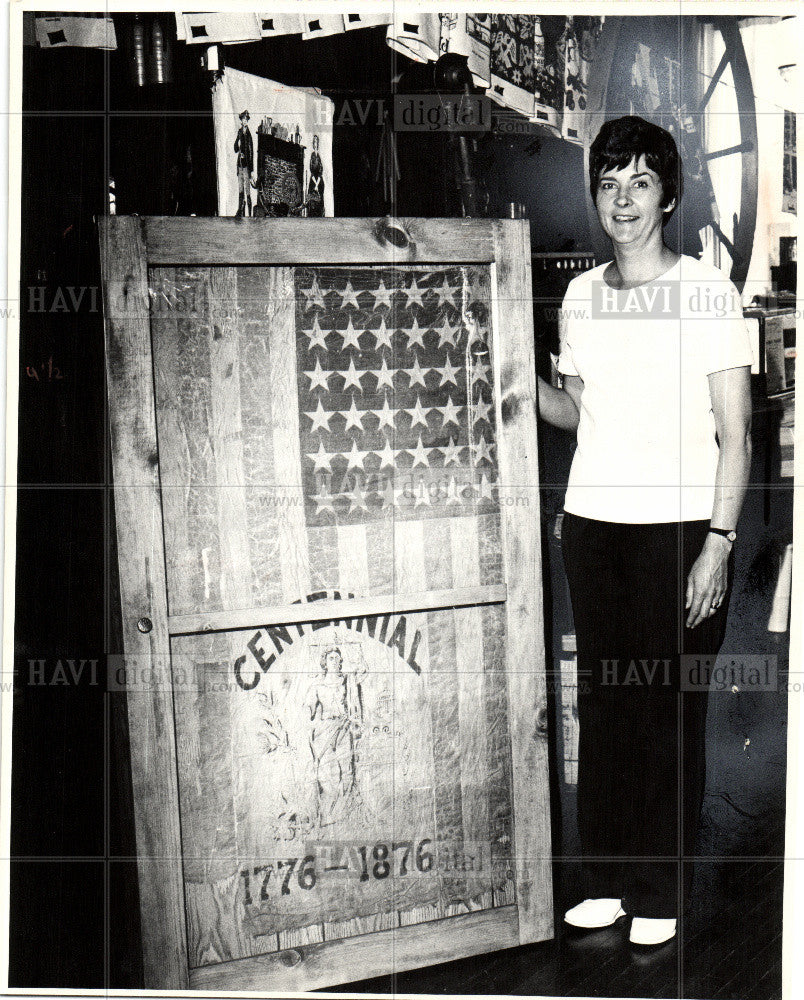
629 917 677 945
564 898 626 928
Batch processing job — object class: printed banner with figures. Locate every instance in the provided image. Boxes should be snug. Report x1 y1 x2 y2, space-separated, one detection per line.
212 67 334 218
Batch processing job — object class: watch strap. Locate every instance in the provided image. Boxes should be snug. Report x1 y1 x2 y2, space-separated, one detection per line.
709 526 737 543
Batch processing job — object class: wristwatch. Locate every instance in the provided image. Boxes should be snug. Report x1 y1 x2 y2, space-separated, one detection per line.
709 526 737 543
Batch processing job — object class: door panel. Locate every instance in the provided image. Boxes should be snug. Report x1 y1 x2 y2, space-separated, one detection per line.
100 216 550 991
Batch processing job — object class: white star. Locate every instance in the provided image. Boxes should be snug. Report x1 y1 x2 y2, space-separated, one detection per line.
372 356 395 391
345 441 371 471
472 356 491 385
312 482 335 515
378 476 396 509
372 279 394 310
472 435 494 465
344 477 369 512
339 317 363 351
401 276 425 310
305 399 332 433
308 441 334 472
371 316 394 351
446 475 465 505
303 315 329 352
435 315 459 349
478 472 495 501
439 435 465 466
432 274 457 309
404 355 430 389
403 317 427 351
467 272 487 302
373 395 396 430
405 395 431 431
471 393 493 424
342 397 366 432
434 396 462 429
465 316 488 346
406 435 431 468
437 356 460 387
338 279 361 310
412 477 432 507
375 438 396 468
305 357 331 392
301 275 326 310
341 357 366 392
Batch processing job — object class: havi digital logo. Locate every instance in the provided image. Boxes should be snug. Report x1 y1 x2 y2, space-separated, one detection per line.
591 280 681 319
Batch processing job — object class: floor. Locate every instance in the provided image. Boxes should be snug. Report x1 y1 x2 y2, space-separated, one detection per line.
333 859 783 998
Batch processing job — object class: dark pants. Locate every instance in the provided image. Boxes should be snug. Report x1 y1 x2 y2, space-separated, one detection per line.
561 514 733 918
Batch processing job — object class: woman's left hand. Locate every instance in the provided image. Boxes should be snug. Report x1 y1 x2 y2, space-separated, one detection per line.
685 534 731 628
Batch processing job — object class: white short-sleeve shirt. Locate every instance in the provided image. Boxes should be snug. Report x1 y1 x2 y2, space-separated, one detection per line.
557 253 754 523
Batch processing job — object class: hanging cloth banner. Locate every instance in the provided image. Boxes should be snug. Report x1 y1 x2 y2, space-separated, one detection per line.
174 13 604 148
212 67 334 218
531 16 562 135
438 13 492 89
560 17 603 144
386 12 441 63
489 14 536 118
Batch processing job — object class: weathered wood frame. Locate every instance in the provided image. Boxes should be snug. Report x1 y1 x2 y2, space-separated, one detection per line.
99 215 552 991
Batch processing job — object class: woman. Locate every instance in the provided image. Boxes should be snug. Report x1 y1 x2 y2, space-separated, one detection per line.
307 133 325 217
538 116 753 946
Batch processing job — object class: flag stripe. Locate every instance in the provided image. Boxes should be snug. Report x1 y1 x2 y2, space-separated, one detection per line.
269 266 312 603
150 267 196 617
483 602 515 905
451 517 490 894
237 266 285 608
153 266 225 616
209 267 253 611
337 523 370 596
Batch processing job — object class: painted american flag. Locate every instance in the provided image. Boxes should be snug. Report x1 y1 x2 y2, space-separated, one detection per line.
295 265 500 527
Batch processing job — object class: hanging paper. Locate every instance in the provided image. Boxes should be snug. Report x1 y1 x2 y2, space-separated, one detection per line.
212 67 334 218
439 13 492 89
386 12 441 63
302 15 347 41
182 13 261 45
34 13 116 50
259 13 305 37
344 12 393 32
489 15 535 118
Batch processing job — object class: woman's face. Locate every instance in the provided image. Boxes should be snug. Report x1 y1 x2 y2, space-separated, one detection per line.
324 650 342 673
594 154 675 249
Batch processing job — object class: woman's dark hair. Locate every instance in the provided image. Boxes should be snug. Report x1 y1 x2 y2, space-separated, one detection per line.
589 116 683 222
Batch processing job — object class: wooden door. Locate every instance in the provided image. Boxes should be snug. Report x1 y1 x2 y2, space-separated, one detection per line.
99 216 552 991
